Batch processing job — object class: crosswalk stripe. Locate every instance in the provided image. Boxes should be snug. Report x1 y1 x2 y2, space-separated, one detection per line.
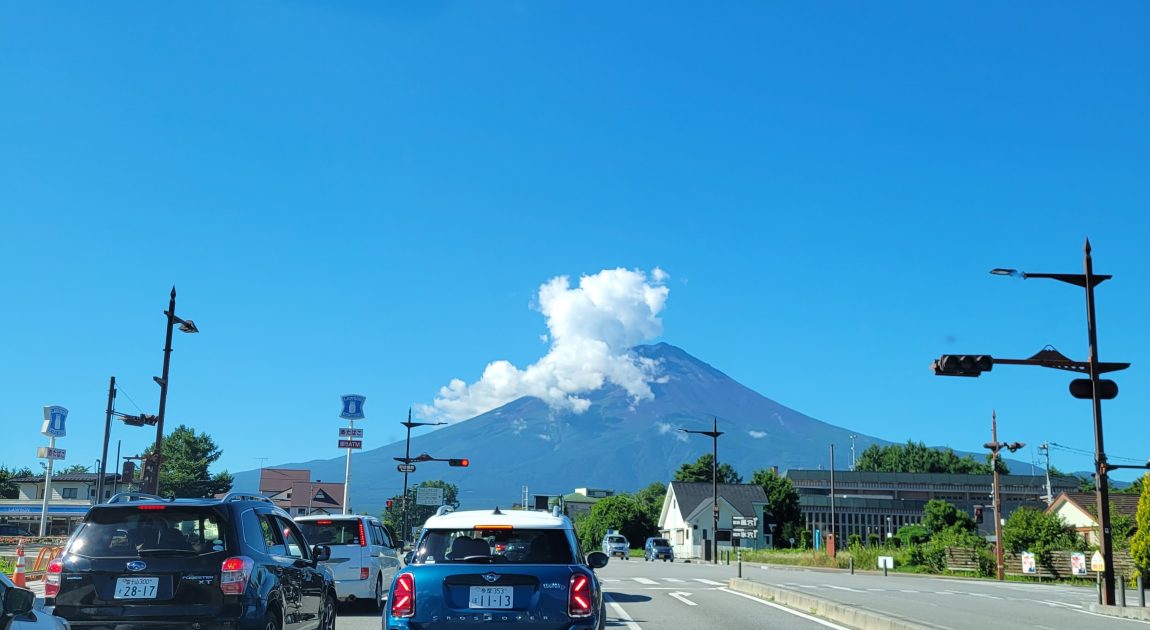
693 578 724 585
663 578 685 582
633 577 658 585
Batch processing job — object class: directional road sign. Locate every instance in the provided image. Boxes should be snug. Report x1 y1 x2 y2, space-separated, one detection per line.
339 427 364 438
396 463 416 473
732 516 759 528
338 439 363 449
416 486 444 506
37 447 66 460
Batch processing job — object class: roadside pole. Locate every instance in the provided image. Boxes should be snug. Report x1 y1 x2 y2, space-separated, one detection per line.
338 395 366 515
38 406 69 536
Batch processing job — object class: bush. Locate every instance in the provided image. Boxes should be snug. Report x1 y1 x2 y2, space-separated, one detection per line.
867 533 881 548
799 530 812 550
848 534 861 548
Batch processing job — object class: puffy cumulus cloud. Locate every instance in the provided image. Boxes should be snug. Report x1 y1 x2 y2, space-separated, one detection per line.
748 430 767 439
419 268 670 422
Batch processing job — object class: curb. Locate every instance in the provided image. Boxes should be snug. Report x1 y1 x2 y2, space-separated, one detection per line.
728 578 943 630
1087 604 1150 622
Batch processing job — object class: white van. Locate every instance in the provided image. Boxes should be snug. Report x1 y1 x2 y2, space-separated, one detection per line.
295 514 402 609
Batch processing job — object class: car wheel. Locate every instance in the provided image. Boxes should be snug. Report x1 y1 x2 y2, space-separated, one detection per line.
262 608 282 630
371 577 384 611
319 593 337 630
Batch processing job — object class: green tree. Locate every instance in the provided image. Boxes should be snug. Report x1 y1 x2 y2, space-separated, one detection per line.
673 454 742 484
1117 475 1146 495
751 468 802 548
921 499 976 535
855 441 994 474
577 495 653 552
1001 506 1083 566
55 464 90 475
632 482 667 528
1130 474 1150 580
144 424 233 498
0 465 35 499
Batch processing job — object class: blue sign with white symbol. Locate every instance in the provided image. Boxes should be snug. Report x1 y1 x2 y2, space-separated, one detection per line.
340 395 366 420
41 405 68 438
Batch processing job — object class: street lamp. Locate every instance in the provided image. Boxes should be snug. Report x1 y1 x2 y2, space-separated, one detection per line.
932 241 1130 605
396 410 446 546
681 417 723 564
983 410 1024 581
146 287 198 495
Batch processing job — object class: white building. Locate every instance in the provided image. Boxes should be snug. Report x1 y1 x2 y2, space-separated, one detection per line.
1 472 140 535
659 482 769 560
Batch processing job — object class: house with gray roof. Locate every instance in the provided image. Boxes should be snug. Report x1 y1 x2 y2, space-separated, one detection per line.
658 482 769 560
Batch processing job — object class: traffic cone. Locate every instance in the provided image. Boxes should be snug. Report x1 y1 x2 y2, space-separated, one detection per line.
12 539 26 588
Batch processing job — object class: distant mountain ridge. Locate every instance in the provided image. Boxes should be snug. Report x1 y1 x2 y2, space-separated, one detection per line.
231 343 955 514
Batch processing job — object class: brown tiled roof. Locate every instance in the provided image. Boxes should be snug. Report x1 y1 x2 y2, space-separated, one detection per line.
1053 492 1141 519
259 468 310 493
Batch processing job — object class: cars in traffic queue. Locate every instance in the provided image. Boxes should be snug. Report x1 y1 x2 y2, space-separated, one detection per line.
642 537 673 562
600 533 629 560
384 506 610 630
0 571 70 630
293 514 402 610
45 492 337 630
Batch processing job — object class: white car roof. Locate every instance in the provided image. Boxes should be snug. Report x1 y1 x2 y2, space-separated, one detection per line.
422 508 571 531
295 514 378 522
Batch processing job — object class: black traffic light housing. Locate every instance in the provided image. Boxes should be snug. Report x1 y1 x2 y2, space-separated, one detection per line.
932 355 994 377
1069 379 1119 400
974 506 983 523
448 458 470 467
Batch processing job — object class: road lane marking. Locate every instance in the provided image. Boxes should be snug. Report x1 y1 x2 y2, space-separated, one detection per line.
693 578 724 585
718 588 854 630
668 591 697 606
633 577 658 585
663 578 685 582
1042 600 1083 609
825 585 867 593
604 594 642 630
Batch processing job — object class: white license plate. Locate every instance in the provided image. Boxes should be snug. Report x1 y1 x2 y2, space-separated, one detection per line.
468 586 512 609
115 577 159 599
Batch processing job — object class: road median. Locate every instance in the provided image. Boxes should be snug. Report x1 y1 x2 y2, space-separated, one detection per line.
728 577 941 630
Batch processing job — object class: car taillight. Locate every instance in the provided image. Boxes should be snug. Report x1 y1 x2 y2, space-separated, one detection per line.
391 573 414 618
568 572 593 617
358 520 367 547
44 558 63 598
360 567 370 580
220 556 254 595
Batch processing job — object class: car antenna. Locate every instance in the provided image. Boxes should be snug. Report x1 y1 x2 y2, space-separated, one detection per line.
492 506 503 515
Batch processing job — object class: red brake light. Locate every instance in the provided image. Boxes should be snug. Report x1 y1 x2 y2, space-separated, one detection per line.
360 567 370 580
568 573 593 617
359 519 367 547
137 505 166 510
391 573 415 618
220 556 254 595
44 558 63 598
316 520 333 525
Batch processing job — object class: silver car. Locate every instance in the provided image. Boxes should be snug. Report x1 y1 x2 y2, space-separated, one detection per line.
0 573 69 630
601 533 630 559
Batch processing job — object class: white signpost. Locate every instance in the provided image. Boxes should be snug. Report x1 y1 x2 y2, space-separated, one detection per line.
416 486 444 506
339 395 366 515
39 405 68 536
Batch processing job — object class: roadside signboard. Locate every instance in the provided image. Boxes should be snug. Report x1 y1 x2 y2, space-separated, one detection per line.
416 486 444 506
1021 552 1036 574
37 447 66 460
339 427 364 438
1090 551 1105 572
339 394 366 420
732 516 759 529
732 528 757 539
396 463 416 473
1070 552 1087 576
338 439 363 449
41 405 68 438
877 556 894 569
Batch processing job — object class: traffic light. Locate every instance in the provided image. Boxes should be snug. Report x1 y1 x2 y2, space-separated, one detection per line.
139 458 158 493
386 500 393 508
974 506 984 523
932 355 993 377
1069 379 1119 400
448 458 470 467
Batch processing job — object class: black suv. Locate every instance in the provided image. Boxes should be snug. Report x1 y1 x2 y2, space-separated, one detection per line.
47 492 336 630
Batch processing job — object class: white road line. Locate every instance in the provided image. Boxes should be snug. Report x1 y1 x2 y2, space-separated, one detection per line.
1042 600 1083 609
604 595 642 630
693 578 725 585
825 585 867 593
663 578 685 582
668 591 697 606
718 588 854 630
633 577 658 585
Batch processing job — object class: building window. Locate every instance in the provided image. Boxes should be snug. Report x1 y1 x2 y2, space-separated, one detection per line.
61 488 78 499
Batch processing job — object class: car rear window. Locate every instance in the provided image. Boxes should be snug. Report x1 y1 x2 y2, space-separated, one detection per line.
650 538 670 546
296 519 363 546
607 536 626 544
69 506 228 558
413 528 573 565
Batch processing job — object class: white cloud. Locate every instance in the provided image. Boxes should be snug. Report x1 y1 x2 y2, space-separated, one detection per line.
657 422 689 442
419 267 670 422
748 430 767 439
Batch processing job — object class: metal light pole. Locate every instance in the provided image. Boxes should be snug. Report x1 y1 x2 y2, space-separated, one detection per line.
681 417 723 564
829 444 836 556
96 376 116 505
984 411 1024 581
398 410 446 546
148 287 198 494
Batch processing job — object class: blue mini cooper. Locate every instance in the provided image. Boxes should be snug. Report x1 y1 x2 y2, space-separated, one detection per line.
384 506 609 630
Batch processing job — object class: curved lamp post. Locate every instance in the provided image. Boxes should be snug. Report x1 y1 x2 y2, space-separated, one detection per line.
681 418 723 564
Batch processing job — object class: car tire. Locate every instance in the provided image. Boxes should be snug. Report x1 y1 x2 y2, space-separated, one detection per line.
319 593 337 630
371 577 384 611
262 608 282 630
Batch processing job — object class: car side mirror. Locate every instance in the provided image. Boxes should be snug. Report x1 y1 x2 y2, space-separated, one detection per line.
2 585 35 617
586 551 609 569
403 551 414 565
312 544 331 562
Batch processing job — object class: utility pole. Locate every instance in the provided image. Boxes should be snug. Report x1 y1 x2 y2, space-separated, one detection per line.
849 435 857 471
985 410 1024 582
829 444 836 555
1038 442 1053 504
96 377 116 505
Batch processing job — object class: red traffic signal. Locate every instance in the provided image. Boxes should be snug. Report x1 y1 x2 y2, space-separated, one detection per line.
448 458 470 467
386 500 393 508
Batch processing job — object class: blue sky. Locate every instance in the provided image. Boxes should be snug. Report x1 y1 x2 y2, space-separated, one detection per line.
2 2 1148 486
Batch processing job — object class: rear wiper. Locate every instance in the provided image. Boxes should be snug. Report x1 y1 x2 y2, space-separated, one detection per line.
137 548 199 557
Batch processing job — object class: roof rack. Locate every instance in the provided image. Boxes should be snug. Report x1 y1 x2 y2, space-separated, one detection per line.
106 492 171 504
221 492 274 504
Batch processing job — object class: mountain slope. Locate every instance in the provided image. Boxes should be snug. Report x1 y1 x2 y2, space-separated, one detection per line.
232 343 890 515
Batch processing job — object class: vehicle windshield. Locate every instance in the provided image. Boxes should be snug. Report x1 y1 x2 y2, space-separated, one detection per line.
69 507 227 558
650 538 670 547
607 536 626 544
412 528 573 565
296 519 362 546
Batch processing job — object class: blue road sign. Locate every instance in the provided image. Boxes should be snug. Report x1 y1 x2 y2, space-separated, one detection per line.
42 405 68 438
340 394 366 420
